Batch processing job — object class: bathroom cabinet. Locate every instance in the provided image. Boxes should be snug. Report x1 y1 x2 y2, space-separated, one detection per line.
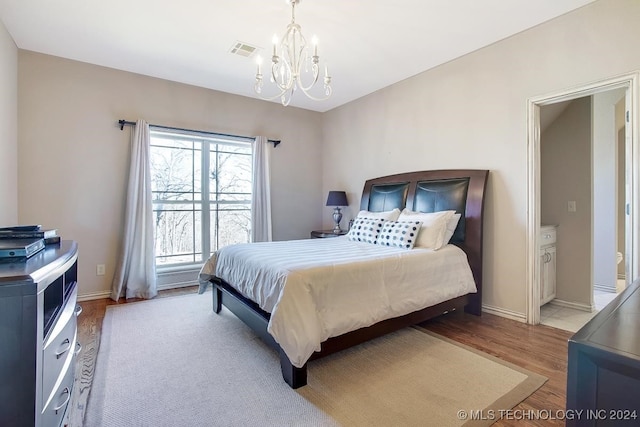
540 225 557 306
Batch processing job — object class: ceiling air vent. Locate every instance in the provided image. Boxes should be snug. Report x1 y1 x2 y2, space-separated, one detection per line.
229 41 259 58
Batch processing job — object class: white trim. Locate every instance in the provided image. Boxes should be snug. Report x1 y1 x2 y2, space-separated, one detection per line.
481 304 527 323
629 75 640 282
78 291 111 302
593 283 617 293
157 263 203 274
78 281 198 302
526 71 640 325
157 266 200 289
548 299 594 313
526 99 541 325
157 281 197 291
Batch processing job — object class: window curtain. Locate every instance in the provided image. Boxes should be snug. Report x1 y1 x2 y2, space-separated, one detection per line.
110 119 157 300
251 136 272 242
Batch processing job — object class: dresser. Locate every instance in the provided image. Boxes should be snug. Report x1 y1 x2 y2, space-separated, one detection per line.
540 225 557 305
0 241 79 427
566 279 640 426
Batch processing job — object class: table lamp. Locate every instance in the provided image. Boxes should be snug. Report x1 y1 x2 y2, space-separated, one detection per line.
326 191 348 233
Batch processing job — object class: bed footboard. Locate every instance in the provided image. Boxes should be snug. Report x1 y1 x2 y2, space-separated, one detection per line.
210 277 475 389
279 350 307 389
212 285 221 313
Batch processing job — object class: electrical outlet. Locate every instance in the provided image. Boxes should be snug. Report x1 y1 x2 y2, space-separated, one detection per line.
568 201 576 212
96 264 105 276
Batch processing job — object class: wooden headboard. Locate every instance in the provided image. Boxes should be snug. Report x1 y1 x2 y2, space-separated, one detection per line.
360 169 489 315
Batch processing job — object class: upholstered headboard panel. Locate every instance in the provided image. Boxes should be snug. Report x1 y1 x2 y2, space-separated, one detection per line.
362 175 471 244
412 178 469 243
367 182 410 212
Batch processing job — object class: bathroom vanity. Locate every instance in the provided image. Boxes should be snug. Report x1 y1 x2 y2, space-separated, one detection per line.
540 224 557 305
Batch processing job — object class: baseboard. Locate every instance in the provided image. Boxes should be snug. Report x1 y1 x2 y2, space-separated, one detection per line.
482 304 527 323
158 281 197 291
78 282 198 302
549 299 594 312
78 291 111 302
594 284 617 293
80 291 528 324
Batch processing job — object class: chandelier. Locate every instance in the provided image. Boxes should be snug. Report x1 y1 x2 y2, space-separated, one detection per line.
254 0 332 106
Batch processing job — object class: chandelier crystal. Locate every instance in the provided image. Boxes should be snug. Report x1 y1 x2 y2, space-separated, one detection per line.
254 0 332 106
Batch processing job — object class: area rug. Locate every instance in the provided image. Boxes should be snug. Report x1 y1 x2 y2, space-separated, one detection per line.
85 292 546 427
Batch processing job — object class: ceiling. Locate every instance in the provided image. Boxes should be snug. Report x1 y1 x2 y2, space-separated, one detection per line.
0 0 596 112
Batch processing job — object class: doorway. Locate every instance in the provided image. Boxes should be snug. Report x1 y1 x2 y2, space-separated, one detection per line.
526 72 639 326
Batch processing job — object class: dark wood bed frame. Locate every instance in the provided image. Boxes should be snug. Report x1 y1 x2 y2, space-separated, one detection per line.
209 169 489 388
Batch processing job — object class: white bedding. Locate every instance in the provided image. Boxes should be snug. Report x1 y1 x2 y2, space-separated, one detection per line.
198 236 476 368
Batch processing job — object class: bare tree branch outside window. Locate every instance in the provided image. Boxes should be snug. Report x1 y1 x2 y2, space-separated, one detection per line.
149 131 252 267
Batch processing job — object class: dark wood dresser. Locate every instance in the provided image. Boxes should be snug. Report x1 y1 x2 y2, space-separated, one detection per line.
0 241 79 427
566 279 640 426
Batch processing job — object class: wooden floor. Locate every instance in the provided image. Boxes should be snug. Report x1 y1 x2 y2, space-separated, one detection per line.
421 310 573 427
71 287 573 427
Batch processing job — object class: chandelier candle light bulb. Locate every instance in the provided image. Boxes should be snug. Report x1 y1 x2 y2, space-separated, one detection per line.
254 0 332 106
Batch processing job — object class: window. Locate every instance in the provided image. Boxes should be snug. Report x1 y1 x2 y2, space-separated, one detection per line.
149 128 253 269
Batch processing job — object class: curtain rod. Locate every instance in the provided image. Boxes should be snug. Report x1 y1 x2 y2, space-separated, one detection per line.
117 120 280 147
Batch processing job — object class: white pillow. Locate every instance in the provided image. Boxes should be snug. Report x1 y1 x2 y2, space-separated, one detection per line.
346 217 388 244
356 208 401 221
442 213 462 245
397 209 455 250
375 220 422 249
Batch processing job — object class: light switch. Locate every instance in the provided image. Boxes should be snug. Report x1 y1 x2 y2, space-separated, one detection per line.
568 201 576 212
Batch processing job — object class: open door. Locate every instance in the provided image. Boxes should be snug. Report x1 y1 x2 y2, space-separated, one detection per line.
625 88 635 287
527 72 639 325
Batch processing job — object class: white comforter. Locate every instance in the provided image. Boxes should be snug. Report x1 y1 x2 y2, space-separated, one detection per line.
198 237 476 368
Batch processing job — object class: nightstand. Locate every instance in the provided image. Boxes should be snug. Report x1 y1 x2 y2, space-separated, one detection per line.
310 230 347 238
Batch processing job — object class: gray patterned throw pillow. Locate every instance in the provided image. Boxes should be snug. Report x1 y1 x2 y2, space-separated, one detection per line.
346 217 387 244
375 220 423 249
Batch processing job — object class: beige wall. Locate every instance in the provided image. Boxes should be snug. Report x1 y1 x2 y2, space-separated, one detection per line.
0 20 18 225
18 52 323 298
12 0 640 316
322 0 640 317
541 98 592 306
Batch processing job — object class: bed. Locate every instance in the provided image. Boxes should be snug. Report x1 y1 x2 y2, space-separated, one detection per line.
199 169 488 388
